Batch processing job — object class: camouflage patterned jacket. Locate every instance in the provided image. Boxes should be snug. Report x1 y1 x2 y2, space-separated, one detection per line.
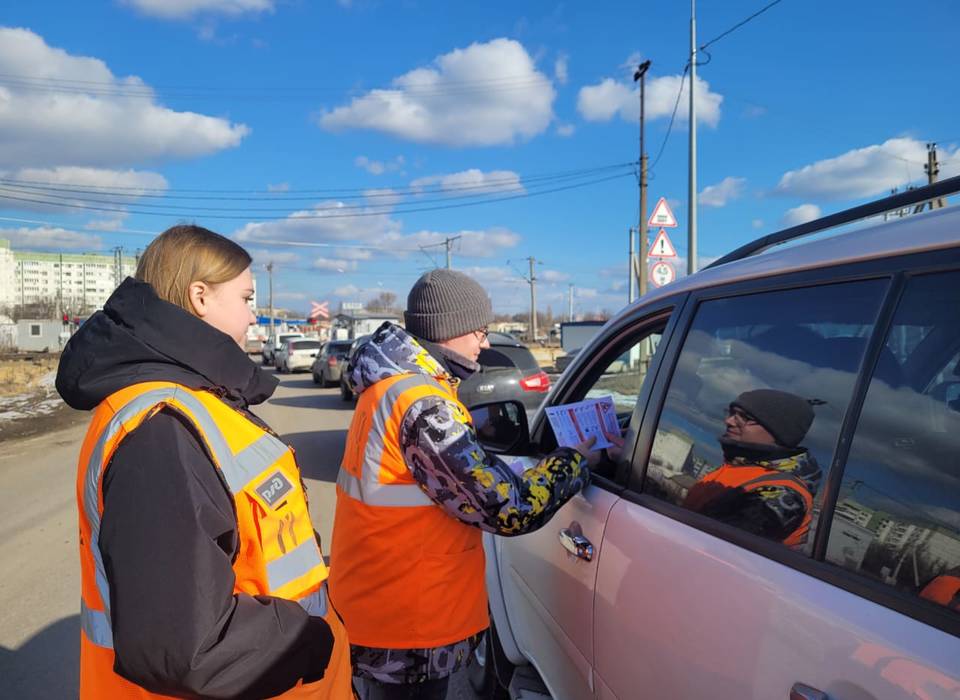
344 322 589 683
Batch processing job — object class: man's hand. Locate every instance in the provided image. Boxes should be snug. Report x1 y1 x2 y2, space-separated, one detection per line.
602 427 625 462
573 435 601 467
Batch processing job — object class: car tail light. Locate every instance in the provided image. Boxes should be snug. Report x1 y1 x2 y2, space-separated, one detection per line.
519 371 550 392
328 356 338 367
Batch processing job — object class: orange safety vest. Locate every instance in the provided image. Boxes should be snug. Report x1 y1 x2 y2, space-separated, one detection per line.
328 373 488 649
920 573 960 612
76 381 353 699
691 463 814 548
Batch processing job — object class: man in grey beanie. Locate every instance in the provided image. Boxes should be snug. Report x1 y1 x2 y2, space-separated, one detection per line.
329 269 598 700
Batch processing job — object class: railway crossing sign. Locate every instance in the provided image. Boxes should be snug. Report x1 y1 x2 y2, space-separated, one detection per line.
647 228 677 258
650 261 676 288
648 197 678 228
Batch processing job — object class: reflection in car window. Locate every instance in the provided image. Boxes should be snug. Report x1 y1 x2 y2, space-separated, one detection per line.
826 271 960 616
645 281 887 552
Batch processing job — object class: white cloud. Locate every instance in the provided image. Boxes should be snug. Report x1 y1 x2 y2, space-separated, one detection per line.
363 188 404 206
313 258 356 273
781 204 822 227
274 290 307 301
267 182 290 192
554 54 568 85
410 169 524 195
0 28 249 169
397 227 521 258
247 248 300 265
577 70 723 127
121 0 274 20
319 38 555 147
556 123 575 137
355 155 405 175
752 219 764 230
0 225 102 250
776 138 960 201
333 247 373 261
699 176 746 208
0 166 168 214
84 216 128 231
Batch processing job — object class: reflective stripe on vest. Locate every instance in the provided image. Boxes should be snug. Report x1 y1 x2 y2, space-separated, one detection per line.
336 373 442 508
79 385 326 649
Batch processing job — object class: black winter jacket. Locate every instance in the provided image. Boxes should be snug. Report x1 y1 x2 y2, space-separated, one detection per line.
57 278 335 699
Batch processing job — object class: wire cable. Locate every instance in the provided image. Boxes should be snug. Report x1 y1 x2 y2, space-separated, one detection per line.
649 64 690 172
699 0 785 51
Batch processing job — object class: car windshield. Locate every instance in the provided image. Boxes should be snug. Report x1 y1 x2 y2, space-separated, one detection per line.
291 340 321 351
479 345 540 371
328 342 353 358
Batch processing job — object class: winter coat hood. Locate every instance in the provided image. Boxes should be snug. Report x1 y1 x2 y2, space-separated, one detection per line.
346 322 455 395
56 277 277 411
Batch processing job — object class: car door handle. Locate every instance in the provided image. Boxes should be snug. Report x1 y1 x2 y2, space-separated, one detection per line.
558 528 594 562
790 683 828 700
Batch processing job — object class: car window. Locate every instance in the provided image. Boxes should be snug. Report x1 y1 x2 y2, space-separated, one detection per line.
479 345 539 371
583 333 663 415
644 280 888 554
292 340 321 350
825 271 960 617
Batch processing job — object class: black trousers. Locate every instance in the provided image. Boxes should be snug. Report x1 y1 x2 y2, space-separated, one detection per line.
361 676 449 700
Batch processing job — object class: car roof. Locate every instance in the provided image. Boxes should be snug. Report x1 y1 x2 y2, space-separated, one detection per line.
629 205 960 311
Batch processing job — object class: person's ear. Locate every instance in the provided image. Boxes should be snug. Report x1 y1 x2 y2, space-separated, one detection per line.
188 281 210 317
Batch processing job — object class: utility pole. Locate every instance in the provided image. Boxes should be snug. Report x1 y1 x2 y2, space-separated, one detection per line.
634 60 651 299
267 262 275 338
628 227 636 303
567 283 574 322
528 256 538 343
419 235 462 269
925 143 947 210
688 0 698 276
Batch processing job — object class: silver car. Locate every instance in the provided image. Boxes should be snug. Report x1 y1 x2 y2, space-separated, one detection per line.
472 180 960 699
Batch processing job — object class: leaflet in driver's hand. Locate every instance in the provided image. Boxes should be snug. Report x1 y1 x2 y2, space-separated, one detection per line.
545 396 620 450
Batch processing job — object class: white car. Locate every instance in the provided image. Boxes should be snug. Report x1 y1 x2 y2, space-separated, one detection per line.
262 332 304 366
471 179 960 699
276 338 322 374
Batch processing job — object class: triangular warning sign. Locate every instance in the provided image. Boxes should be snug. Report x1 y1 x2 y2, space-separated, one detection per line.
648 229 677 258
648 197 678 228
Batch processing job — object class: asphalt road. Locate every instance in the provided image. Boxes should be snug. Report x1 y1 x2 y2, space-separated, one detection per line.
0 368 479 699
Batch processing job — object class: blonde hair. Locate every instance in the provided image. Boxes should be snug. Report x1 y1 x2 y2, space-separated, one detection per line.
136 225 252 315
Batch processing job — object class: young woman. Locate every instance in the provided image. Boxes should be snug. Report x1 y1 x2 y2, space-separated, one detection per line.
57 225 353 699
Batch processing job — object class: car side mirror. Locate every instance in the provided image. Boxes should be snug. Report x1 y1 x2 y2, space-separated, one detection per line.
471 400 530 454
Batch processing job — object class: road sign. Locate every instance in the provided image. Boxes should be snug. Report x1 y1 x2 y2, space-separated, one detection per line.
648 197 678 228
650 261 676 288
341 301 364 311
647 228 678 258
309 300 330 320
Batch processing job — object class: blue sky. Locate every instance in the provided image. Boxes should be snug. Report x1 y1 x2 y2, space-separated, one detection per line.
1 0 957 316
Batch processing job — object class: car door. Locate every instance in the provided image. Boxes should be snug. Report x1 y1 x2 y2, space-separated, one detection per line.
593 268 960 699
493 304 676 700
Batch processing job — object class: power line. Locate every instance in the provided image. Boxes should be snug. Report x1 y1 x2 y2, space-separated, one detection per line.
0 161 634 197
0 171 633 221
650 64 690 172
699 0 785 51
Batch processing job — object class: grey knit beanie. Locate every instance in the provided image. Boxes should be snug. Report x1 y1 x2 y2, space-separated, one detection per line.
404 269 494 342
731 389 814 448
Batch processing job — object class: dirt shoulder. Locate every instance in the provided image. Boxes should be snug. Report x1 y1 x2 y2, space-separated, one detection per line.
0 355 88 442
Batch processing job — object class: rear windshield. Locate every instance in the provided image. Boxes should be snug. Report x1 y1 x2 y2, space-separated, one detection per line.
327 341 353 357
279 334 302 342
479 345 540 371
291 340 321 350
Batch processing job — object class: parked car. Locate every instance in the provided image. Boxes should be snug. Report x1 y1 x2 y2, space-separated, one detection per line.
340 334 372 401
312 339 354 387
276 338 322 374
459 332 551 415
470 180 960 700
262 332 304 366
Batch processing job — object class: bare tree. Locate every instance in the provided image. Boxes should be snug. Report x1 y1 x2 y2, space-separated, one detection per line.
366 291 400 314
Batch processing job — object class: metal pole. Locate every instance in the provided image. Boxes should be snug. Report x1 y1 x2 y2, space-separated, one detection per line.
628 227 636 304
528 257 537 343
688 0 698 276
267 262 275 337
635 60 651 298
445 238 452 269
568 283 574 322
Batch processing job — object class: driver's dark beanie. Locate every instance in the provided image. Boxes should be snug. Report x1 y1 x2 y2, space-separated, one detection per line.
404 269 494 342
731 389 814 447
